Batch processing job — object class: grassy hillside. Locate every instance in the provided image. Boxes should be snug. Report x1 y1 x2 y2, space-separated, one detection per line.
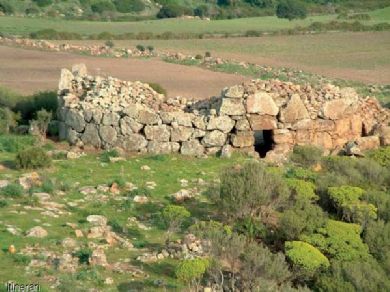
1 7 389 37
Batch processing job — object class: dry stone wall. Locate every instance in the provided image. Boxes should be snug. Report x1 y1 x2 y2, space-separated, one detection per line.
58 64 390 161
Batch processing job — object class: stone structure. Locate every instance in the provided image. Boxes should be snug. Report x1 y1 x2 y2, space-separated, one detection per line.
58 64 390 161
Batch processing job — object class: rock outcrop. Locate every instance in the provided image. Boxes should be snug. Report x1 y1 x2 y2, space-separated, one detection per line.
57 64 390 161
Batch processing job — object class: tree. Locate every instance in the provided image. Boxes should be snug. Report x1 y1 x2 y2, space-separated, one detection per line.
0 107 20 134
175 258 209 291
161 205 190 240
276 0 307 21
216 162 289 222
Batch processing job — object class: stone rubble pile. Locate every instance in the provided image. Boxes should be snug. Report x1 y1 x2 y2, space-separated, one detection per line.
58 64 390 161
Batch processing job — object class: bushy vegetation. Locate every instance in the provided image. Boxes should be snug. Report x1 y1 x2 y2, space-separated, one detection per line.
0 0 388 20
15 147 52 169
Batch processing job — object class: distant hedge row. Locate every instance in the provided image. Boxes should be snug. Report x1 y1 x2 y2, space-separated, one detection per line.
28 21 390 40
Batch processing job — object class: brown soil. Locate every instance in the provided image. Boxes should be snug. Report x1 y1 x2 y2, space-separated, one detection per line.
0 45 248 100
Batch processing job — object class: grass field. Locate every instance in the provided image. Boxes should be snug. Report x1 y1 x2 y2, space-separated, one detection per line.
0 7 389 36
0 135 248 291
60 31 390 85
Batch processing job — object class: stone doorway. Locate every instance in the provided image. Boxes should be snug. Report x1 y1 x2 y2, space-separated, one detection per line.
254 130 275 158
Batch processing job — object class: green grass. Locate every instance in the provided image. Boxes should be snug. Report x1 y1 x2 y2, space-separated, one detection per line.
0 138 250 290
1 7 389 37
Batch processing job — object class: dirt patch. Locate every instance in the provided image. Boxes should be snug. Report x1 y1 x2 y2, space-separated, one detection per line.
0 45 248 100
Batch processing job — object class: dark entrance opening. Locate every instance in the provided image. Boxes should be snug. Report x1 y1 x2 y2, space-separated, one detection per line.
361 124 368 137
254 130 275 158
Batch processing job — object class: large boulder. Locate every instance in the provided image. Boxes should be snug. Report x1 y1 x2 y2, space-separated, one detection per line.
320 97 358 120
120 117 143 135
58 69 74 92
280 94 309 123
99 126 117 144
120 134 147 151
65 110 85 132
102 112 120 126
379 126 390 146
202 130 227 147
137 109 160 125
144 125 170 142
249 115 277 130
171 126 193 142
147 141 177 154
222 85 244 99
181 139 205 156
246 92 279 115
219 98 246 116
231 131 255 148
81 124 101 148
207 116 235 133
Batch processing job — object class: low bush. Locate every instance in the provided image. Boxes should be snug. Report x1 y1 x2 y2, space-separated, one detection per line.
0 135 37 153
100 149 119 163
290 145 323 167
0 183 24 197
147 82 167 96
104 40 114 48
74 248 92 265
0 199 8 207
128 187 151 198
15 147 52 169
136 44 145 52
285 241 330 273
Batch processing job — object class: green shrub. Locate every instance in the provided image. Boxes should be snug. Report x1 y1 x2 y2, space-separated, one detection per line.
104 40 114 48
0 107 20 134
0 199 8 207
162 205 191 238
205 51 211 58
15 147 52 169
32 0 52 8
175 258 209 290
157 4 191 19
285 167 317 182
195 54 203 60
285 241 330 273
368 147 390 168
217 162 289 221
14 91 57 123
74 248 92 265
276 0 307 21
301 219 370 261
91 1 116 13
114 0 145 13
147 82 167 96
0 183 24 197
279 200 327 240
136 44 145 52
100 149 119 163
0 135 36 153
290 145 323 167
286 178 318 202
33 109 52 137
128 187 151 198
328 186 377 223
147 45 154 52
362 190 390 222
0 0 14 14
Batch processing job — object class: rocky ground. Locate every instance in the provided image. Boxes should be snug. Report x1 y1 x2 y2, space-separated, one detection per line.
0 141 248 291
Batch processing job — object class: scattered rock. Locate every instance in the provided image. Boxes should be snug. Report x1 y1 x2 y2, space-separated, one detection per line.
26 226 48 238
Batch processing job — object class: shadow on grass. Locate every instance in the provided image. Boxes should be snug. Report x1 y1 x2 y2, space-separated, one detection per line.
0 160 16 170
143 260 177 279
117 280 154 292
